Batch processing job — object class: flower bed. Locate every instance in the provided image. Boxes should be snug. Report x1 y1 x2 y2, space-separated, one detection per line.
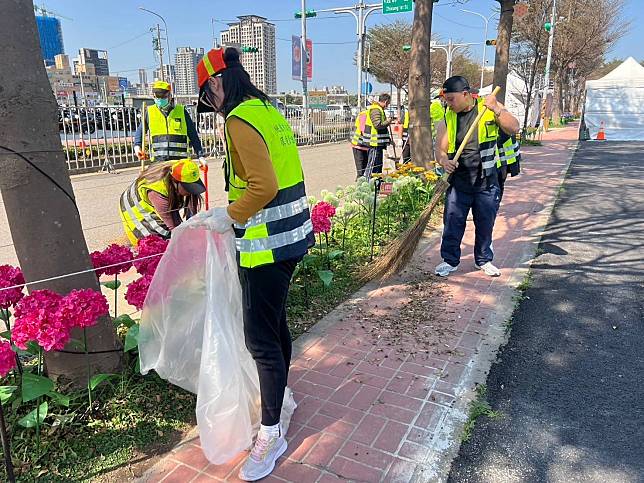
0 161 440 481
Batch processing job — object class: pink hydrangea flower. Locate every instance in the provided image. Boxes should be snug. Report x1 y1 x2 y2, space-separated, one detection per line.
90 244 133 277
12 290 67 351
125 275 152 310
133 236 169 277
0 340 16 378
0 264 26 310
311 201 336 234
57 289 109 329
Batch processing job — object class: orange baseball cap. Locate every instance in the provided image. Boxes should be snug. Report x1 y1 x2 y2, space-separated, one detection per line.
170 160 206 195
196 48 228 113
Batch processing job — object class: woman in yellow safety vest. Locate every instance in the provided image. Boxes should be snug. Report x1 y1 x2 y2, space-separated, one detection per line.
119 159 205 245
195 47 314 481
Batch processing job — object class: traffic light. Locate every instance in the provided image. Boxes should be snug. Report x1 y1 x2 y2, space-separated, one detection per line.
485 39 497 46
402 45 412 52
295 9 317 18
544 22 552 32
241 46 259 53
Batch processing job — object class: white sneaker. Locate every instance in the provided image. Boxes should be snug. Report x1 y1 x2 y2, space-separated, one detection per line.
435 261 458 277
239 426 288 481
475 262 501 277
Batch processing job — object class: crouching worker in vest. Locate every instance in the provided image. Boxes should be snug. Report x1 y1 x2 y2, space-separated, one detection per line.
133 80 207 167
119 159 205 245
195 47 315 481
435 76 519 278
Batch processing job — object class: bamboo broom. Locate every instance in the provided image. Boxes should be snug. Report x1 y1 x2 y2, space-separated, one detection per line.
363 86 501 281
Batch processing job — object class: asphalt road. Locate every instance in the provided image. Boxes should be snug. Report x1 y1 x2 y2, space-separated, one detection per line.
0 142 377 266
448 142 644 483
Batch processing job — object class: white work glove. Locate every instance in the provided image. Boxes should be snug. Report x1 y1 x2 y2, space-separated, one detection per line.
210 207 234 233
198 156 207 167
186 207 234 233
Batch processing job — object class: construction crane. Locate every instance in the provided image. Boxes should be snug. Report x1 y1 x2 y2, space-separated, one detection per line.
33 4 73 21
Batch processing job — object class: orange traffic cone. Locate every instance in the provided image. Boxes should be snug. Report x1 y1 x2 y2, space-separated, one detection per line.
596 121 606 140
78 139 87 148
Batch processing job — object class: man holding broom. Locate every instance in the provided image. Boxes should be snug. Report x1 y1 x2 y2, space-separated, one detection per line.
434 76 519 278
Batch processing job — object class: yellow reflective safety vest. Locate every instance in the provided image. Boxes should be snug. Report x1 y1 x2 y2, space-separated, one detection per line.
147 104 189 162
225 99 315 268
364 103 390 147
351 110 368 147
496 131 521 175
445 97 499 177
119 178 171 245
430 100 445 139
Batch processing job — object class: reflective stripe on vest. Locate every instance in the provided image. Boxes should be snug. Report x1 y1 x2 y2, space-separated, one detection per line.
365 103 390 147
225 99 315 268
148 104 189 162
496 136 521 167
119 179 171 244
445 97 499 177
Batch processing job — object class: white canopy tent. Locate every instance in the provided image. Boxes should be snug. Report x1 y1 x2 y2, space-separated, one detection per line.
480 72 537 128
584 57 644 140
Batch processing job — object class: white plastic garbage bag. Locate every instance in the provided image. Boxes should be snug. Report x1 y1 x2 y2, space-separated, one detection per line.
138 220 296 465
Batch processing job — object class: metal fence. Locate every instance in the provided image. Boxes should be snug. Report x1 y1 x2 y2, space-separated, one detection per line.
58 105 354 174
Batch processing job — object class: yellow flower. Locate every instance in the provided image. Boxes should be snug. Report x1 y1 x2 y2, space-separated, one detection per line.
412 167 425 173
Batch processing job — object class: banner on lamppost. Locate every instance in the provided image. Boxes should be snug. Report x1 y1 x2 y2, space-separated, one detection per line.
292 35 313 81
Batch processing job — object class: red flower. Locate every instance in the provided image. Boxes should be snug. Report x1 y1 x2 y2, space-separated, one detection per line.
56 289 109 329
0 265 25 310
90 244 133 277
0 341 16 378
125 275 152 310
12 290 67 352
133 236 169 277
311 201 336 234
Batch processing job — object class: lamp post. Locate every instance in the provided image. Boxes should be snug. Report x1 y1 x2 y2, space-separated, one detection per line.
460 9 498 88
430 39 481 80
139 7 173 91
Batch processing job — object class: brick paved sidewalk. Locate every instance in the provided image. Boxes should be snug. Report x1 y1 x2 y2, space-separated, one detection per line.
139 126 579 483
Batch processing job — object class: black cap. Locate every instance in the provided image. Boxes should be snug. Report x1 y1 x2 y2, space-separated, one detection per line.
180 179 206 196
442 76 471 93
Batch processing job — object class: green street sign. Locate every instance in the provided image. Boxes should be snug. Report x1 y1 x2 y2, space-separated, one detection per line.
383 0 413 15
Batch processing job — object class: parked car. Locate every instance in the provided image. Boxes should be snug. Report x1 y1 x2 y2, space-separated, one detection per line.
325 104 352 122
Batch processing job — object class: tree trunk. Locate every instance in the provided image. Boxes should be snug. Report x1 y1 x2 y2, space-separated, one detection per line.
408 0 434 169
0 0 122 385
493 0 516 104
551 70 563 125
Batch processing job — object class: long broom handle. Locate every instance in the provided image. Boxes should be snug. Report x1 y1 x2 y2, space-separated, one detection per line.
441 85 502 180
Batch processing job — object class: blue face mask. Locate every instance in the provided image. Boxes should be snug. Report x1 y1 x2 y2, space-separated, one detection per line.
155 98 169 109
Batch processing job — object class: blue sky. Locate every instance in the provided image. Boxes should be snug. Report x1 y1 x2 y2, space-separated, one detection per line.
41 0 642 93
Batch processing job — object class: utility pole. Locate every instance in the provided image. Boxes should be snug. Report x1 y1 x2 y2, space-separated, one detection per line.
0 0 121 384
492 0 517 103
153 23 165 81
300 0 308 119
408 0 434 170
542 0 556 131
461 9 497 88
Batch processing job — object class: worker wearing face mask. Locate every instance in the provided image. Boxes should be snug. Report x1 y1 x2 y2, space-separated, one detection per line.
133 80 207 167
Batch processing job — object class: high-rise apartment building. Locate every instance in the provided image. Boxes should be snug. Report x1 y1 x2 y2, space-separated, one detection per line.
138 68 148 86
220 15 277 94
36 15 64 66
174 47 204 95
78 48 109 76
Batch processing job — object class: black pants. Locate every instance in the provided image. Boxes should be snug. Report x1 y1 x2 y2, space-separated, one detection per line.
365 147 384 177
238 258 298 426
352 148 369 178
440 185 500 267
497 165 509 203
